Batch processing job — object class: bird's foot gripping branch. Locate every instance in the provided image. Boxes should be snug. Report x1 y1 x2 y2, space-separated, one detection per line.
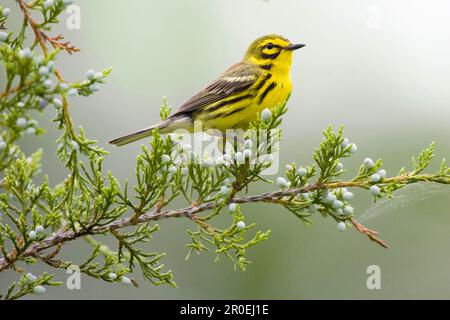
1 0 450 300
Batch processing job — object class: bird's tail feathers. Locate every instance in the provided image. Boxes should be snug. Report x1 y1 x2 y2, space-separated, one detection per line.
108 117 191 147
108 124 159 147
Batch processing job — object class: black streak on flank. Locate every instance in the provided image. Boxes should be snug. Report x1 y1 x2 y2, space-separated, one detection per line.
222 105 247 118
253 73 272 92
259 82 277 104
207 94 253 113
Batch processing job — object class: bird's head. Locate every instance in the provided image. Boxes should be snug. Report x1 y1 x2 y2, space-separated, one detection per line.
244 34 305 74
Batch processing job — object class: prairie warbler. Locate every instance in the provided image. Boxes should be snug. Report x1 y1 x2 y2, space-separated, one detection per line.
109 35 304 146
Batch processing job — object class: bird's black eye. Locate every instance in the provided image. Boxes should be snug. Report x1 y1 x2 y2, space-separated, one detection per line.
265 43 274 50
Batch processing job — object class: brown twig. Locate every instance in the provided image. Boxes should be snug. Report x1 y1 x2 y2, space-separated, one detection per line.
0 179 393 272
33 251 67 269
2 170 447 271
46 34 80 55
0 83 26 99
16 0 79 55
0 1 82 272
3 170 449 271
14 0 79 141
351 218 389 249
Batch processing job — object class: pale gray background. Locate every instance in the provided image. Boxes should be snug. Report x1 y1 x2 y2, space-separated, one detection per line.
1 0 450 299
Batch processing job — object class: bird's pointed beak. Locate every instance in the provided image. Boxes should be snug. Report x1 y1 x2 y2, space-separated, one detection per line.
285 43 306 51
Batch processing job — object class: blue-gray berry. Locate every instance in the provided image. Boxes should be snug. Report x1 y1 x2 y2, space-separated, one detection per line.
33 285 46 295
370 173 381 183
16 117 27 128
349 143 358 154
244 139 253 149
38 98 48 109
236 221 246 230
235 152 244 163
0 31 7 42
342 191 354 201
229 203 237 212
43 79 53 89
39 66 50 76
203 158 214 167
89 83 100 92
59 83 69 91
322 193 337 204
370 185 381 196
363 157 374 169
43 0 54 9
161 154 171 163
68 88 78 96
26 273 37 282
108 273 117 281
337 222 346 232
52 98 62 109
220 186 229 195
94 72 103 80
181 167 189 176
276 177 288 188
297 167 307 177
377 169 387 179
261 108 272 122
341 138 350 148
26 127 36 135
300 192 310 200
121 277 132 285
168 166 177 174
343 206 354 215
332 200 344 209
86 69 95 80
19 48 32 58
28 230 37 240
71 141 79 151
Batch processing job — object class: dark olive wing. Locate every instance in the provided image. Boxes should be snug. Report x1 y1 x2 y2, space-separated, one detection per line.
170 62 262 118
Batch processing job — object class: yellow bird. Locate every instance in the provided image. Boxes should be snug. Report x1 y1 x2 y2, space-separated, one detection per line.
109 35 305 146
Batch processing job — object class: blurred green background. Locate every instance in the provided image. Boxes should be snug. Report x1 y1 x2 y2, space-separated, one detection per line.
2 0 450 299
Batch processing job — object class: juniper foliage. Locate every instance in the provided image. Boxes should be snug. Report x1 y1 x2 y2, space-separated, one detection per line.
0 1 449 300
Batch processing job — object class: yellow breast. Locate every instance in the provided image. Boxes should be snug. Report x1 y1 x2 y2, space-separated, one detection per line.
258 75 292 113
201 74 292 131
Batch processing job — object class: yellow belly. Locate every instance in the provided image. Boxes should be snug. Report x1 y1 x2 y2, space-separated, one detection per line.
200 78 292 132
